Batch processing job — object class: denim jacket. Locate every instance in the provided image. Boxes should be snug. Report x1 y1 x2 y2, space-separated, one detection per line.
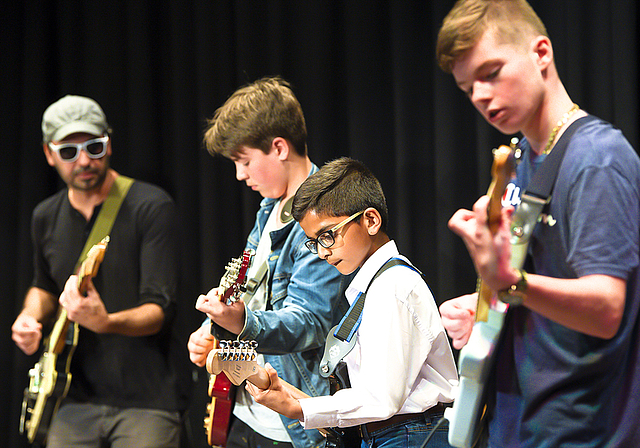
212 178 352 447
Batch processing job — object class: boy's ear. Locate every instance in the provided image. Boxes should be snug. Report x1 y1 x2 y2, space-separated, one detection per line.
271 137 290 161
531 35 553 72
363 208 383 235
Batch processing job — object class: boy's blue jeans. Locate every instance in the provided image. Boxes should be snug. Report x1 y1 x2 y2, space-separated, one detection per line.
360 410 451 448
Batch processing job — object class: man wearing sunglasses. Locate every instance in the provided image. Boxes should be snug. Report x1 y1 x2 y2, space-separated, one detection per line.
45 133 111 199
12 95 188 447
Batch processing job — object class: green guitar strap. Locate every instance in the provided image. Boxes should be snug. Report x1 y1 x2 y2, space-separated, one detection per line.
74 175 134 270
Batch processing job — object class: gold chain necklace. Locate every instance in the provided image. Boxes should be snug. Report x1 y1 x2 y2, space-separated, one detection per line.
543 103 580 154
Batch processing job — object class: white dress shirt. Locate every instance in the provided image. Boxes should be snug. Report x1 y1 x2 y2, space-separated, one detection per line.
300 240 457 429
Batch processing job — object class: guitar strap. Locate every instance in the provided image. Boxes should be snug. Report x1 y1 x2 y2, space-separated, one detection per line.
244 261 269 298
54 176 133 347
509 115 595 268
319 257 421 378
74 175 134 271
243 197 296 303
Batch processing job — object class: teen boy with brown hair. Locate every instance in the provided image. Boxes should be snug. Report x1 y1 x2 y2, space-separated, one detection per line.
187 77 350 448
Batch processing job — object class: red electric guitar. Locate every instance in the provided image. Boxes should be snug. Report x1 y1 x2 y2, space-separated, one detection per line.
203 250 254 447
206 341 354 448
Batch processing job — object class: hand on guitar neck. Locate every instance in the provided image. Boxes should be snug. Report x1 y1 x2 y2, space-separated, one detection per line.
58 236 111 335
207 341 307 421
448 145 519 298
195 287 246 336
443 144 518 332
195 250 254 338
60 275 109 334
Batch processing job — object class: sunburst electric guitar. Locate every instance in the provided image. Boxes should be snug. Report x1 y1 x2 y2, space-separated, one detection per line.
203 250 254 447
20 236 110 446
444 143 517 448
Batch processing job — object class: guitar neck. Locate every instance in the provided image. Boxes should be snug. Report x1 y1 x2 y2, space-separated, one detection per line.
476 144 516 322
50 237 109 353
245 364 274 391
49 266 91 355
251 364 311 400
76 271 92 296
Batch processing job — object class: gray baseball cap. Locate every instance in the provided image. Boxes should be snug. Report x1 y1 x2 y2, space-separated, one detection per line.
42 95 109 143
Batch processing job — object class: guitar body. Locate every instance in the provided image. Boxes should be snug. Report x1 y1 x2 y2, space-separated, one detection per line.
323 426 361 448
445 308 505 448
205 372 236 447
324 361 362 448
20 238 109 446
22 320 78 446
203 250 254 447
444 144 517 448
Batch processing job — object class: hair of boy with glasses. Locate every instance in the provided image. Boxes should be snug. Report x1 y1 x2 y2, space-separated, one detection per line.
436 0 548 73
292 157 389 232
203 76 308 159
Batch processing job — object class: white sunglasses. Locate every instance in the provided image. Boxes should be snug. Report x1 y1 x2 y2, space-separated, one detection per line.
48 136 109 163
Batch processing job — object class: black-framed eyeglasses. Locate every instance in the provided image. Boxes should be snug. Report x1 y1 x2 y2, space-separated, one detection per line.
304 210 365 254
48 136 109 163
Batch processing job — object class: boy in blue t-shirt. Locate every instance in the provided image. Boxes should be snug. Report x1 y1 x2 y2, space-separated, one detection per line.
436 1 640 446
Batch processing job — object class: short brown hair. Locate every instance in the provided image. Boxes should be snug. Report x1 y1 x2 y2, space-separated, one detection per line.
292 157 389 232
436 0 548 73
204 76 308 158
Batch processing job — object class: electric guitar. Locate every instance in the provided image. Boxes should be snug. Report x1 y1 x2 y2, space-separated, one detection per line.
206 341 356 448
20 236 110 446
203 250 254 447
323 361 362 448
444 143 517 448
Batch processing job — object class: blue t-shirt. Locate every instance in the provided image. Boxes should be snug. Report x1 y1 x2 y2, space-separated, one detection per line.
489 116 640 447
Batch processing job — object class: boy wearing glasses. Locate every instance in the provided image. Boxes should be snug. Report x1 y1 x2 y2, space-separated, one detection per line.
11 95 188 447
246 157 458 448
188 77 350 448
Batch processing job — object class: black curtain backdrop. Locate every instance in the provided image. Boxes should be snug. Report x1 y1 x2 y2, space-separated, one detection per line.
2 1 638 447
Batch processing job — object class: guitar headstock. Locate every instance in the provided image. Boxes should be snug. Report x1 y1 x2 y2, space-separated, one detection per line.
218 250 254 304
486 140 518 233
80 236 109 277
206 340 260 386
77 236 109 292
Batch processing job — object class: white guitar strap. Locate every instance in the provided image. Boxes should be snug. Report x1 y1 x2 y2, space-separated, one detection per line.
509 194 547 269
